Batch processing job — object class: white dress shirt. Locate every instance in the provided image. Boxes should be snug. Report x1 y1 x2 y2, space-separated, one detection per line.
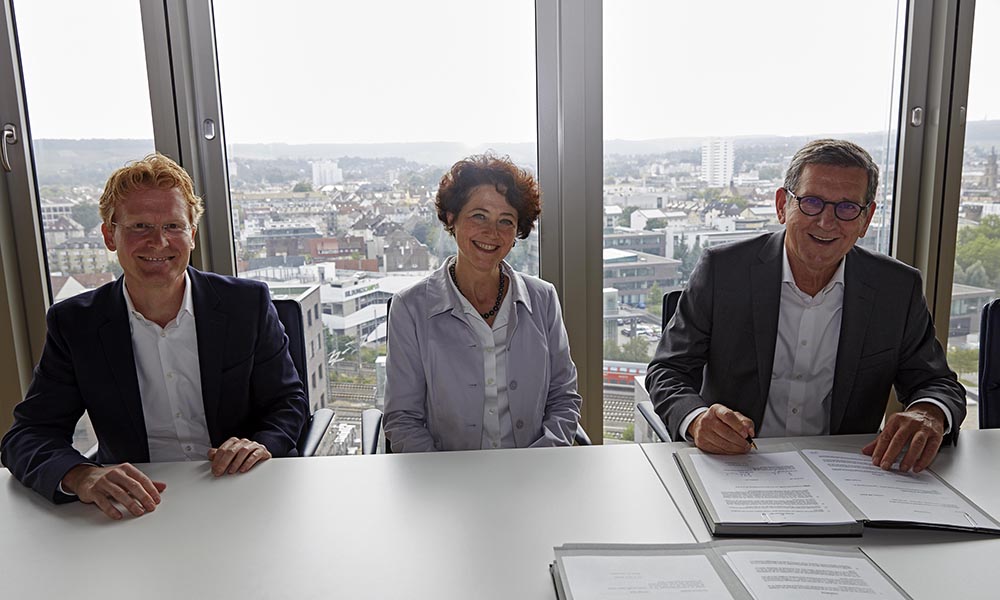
124 273 212 461
681 247 952 440
447 258 516 449
757 251 845 436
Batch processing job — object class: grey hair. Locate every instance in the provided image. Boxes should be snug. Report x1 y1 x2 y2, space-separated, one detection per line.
783 139 879 206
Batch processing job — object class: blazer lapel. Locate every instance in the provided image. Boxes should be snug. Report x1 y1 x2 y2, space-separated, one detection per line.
190 268 228 443
96 278 148 456
748 233 783 425
831 250 876 433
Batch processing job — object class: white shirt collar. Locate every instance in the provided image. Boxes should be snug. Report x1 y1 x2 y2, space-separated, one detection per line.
781 245 845 297
122 271 195 325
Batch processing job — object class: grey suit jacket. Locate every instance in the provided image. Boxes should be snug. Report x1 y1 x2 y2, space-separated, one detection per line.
645 232 966 443
383 260 581 452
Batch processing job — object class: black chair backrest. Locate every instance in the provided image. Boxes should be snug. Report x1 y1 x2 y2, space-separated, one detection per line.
273 299 312 449
383 297 394 453
273 299 308 389
661 289 682 331
980 299 1000 428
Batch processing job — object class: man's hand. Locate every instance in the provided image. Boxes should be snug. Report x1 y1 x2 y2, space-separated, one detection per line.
207 437 271 476
61 463 165 520
689 404 755 454
862 404 946 472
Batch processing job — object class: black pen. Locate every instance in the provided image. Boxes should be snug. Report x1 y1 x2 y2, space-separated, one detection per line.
746 435 757 450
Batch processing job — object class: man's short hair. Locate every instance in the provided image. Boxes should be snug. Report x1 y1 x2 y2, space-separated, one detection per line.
783 139 880 206
99 153 205 226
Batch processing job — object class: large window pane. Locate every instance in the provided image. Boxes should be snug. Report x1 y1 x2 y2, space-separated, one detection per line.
13 0 155 451
603 0 904 441
213 0 538 454
950 0 1000 431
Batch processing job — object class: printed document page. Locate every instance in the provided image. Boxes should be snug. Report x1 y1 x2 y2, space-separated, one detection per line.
801 450 996 529
689 451 855 524
723 550 907 600
560 554 733 599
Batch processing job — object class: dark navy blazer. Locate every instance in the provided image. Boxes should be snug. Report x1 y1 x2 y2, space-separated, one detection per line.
1 267 308 503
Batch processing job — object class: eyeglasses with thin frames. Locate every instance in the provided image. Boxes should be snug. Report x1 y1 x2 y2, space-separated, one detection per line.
111 221 193 238
784 189 870 222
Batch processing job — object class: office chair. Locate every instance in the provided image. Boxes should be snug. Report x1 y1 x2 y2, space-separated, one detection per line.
364 297 593 453
361 407 383 455
979 299 1000 428
661 289 682 332
81 299 333 461
633 289 684 443
273 298 334 456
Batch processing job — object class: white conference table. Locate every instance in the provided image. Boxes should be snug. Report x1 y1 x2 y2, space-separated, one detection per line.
641 430 1000 600
0 443 694 600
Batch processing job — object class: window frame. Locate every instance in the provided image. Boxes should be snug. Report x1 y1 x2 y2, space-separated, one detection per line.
0 0 981 440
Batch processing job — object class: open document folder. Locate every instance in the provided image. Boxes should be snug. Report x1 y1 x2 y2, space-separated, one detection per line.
551 541 911 600
675 446 1000 536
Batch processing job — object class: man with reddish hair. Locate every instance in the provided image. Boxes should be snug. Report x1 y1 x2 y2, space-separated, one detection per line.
2 154 307 519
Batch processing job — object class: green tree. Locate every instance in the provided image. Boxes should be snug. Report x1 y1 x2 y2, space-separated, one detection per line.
621 423 635 442
360 344 386 365
947 347 978 376
604 342 624 361
681 238 702 279
619 206 641 227
71 202 102 230
292 181 313 192
326 332 357 359
954 262 965 283
647 283 663 317
411 220 433 246
619 336 651 362
955 215 1000 288
671 241 690 264
957 260 990 288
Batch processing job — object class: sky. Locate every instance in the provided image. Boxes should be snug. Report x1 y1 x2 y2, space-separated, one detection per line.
10 0 999 144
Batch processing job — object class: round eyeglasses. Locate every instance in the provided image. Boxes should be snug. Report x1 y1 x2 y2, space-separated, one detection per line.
785 189 869 222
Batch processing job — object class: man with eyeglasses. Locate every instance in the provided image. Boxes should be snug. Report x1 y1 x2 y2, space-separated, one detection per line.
647 139 964 473
1 153 307 519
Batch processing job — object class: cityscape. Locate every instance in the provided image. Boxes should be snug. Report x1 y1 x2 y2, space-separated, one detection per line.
33 120 1000 450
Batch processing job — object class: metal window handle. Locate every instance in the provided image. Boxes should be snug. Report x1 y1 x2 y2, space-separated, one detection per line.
2 123 17 172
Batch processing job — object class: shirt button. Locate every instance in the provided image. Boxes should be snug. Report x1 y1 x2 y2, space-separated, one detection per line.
167 372 174 379
161 332 167 338
800 340 807 346
487 378 494 385
516 419 524 429
509 380 518 391
489 408 496 415
792 408 799 414
185 445 192 451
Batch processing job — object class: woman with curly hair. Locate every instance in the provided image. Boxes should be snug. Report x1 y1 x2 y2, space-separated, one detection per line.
383 154 581 452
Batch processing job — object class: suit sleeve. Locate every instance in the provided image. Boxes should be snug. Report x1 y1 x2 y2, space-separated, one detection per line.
1 307 94 503
529 284 582 447
383 291 438 452
893 273 967 444
247 287 310 456
645 249 715 440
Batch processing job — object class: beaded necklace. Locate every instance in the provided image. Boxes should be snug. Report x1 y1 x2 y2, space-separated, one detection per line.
449 262 505 320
